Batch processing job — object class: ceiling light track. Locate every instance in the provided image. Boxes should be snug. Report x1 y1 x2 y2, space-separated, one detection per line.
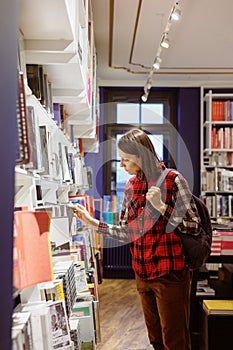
141 1 182 102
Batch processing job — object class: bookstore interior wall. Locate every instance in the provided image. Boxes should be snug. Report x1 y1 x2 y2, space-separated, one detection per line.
13 1 101 349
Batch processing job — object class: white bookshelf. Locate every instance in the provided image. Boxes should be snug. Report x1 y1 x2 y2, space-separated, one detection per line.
200 86 233 222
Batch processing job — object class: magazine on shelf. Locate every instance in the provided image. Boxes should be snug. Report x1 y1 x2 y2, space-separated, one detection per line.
48 300 72 349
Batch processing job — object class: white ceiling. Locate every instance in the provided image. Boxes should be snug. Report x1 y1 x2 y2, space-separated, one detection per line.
91 0 233 87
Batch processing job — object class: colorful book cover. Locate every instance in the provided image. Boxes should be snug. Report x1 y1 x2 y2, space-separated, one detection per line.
39 280 65 302
203 299 233 315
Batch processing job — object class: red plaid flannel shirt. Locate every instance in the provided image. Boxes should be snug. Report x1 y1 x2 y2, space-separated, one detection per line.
98 170 200 280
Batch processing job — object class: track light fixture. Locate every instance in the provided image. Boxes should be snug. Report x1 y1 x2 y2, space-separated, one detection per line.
171 2 181 21
141 1 182 102
146 76 153 90
141 92 148 102
160 33 170 49
153 57 162 70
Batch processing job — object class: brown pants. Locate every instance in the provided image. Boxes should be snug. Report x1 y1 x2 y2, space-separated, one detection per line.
136 268 191 350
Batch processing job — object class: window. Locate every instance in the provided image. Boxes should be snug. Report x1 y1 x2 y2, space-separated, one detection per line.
102 88 177 200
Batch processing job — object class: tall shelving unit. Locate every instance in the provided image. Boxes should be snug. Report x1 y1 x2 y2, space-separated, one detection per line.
200 86 233 261
190 87 233 350
200 87 233 223
11 1 100 349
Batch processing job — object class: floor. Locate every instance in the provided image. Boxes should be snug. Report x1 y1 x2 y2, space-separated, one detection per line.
96 278 153 350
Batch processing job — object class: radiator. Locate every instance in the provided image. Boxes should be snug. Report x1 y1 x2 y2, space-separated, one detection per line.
103 236 132 272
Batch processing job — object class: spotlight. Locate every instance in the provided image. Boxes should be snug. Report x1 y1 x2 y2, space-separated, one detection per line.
141 93 148 102
171 3 181 21
141 1 181 103
153 57 162 70
161 33 170 49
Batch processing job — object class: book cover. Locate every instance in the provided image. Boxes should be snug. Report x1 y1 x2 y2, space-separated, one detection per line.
203 299 233 315
53 103 61 127
39 125 50 175
12 311 32 350
26 105 43 171
219 231 233 241
49 216 70 256
43 73 50 114
26 64 41 99
13 211 53 290
12 328 24 350
73 261 89 293
39 279 65 302
21 302 53 350
48 300 71 349
17 71 30 165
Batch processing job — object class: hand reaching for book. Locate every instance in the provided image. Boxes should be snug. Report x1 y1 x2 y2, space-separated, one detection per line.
73 204 99 228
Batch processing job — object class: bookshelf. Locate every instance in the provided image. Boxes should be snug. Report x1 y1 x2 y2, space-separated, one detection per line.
200 86 233 286
19 0 98 146
201 87 233 224
12 1 100 349
192 87 233 350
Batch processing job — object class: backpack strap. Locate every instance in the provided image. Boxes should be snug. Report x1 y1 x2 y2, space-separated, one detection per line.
156 168 172 188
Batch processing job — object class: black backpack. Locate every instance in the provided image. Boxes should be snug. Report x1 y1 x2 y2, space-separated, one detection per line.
157 169 212 270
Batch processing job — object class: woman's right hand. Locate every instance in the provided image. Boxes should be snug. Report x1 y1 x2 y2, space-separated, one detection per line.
73 204 99 228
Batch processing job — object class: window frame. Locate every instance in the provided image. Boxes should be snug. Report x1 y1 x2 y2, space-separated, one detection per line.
101 88 178 194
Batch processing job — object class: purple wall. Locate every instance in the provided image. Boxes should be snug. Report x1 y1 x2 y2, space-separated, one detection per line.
177 88 200 195
0 1 19 348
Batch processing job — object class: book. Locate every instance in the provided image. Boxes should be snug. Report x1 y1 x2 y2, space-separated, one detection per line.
196 279 215 296
49 216 70 255
219 231 233 241
12 311 33 350
53 103 61 127
39 280 65 302
43 73 50 114
70 301 95 344
203 299 233 315
73 261 89 293
38 65 45 107
39 125 50 175
53 260 76 318
26 105 43 171
12 328 24 350
16 71 30 165
69 318 81 350
21 302 53 350
26 64 41 99
13 211 53 290
47 300 71 349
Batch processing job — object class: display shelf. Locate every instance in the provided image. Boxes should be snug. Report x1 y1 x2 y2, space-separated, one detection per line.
13 2 99 348
20 0 75 45
206 255 233 264
19 0 96 137
200 87 233 223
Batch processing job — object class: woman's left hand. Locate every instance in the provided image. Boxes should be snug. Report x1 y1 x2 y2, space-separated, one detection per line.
146 186 166 215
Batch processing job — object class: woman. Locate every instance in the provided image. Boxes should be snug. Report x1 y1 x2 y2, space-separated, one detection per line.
73 128 200 350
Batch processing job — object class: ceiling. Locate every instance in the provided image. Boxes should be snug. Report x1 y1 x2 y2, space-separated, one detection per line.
91 0 233 87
